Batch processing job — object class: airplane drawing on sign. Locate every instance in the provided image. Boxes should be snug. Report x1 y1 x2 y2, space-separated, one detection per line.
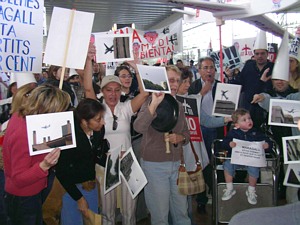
242 44 251 56
163 27 170 34
285 109 298 113
104 43 114 54
221 90 229 100
41 125 50 129
169 35 177 45
164 0 300 37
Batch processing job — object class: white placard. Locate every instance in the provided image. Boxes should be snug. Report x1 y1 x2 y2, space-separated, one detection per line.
104 145 122 195
282 135 300 164
268 99 300 128
231 138 267 167
26 111 76 156
136 64 171 94
232 37 255 63
283 163 300 188
43 7 94 69
120 147 148 199
94 34 133 63
1 1 44 73
212 83 241 117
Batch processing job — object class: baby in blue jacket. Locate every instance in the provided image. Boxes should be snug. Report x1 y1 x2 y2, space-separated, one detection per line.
221 108 272 205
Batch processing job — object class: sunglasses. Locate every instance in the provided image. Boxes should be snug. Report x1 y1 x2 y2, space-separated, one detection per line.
113 115 118 130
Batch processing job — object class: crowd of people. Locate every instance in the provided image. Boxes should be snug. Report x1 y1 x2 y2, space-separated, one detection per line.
0 29 299 225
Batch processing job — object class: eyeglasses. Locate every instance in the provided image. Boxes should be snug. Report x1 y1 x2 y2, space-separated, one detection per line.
119 74 132 79
112 115 118 130
201 66 215 71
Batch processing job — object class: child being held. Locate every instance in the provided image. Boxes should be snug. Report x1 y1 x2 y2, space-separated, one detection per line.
221 108 272 205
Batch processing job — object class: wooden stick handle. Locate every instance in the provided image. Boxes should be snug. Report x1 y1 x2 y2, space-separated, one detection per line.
165 133 170 154
59 9 75 90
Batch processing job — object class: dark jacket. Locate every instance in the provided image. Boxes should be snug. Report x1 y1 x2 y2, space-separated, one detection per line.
56 117 105 201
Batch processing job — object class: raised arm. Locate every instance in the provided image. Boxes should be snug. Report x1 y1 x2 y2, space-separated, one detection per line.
126 61 149 113
78 42 97 100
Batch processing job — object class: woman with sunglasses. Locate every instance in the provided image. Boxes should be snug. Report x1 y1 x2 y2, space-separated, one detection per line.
81 43 148 225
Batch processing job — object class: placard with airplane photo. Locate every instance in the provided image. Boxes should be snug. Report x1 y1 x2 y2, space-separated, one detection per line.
268 99 300 128
282 136 300 164
94 34 133 63
284 163 300 188
120 147 148 199
136 64 171 94
26 111 76 156
104 145 122 195
212 83 241 117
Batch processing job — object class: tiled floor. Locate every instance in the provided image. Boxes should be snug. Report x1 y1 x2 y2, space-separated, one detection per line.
135 197 213 225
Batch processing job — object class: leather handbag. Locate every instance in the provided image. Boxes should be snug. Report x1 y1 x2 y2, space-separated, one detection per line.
177 141 206 195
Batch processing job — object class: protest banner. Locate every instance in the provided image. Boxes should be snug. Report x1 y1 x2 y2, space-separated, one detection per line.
43 7 94 70
94 19 183 61
0 0 44 72
231 139 267 167
176 95 210 170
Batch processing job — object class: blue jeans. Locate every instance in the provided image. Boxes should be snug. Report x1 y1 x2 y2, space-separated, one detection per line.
141 159 191 225
61 183 98 225
4 192 43 225
224 160 260 179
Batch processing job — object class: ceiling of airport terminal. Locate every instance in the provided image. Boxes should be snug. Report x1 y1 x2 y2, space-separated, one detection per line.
44 0 176 32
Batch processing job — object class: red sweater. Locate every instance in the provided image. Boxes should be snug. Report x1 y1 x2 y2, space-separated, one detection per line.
3 113 48 196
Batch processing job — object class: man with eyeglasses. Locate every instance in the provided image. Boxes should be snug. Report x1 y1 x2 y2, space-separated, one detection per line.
188 57 232 214
226 33 273 129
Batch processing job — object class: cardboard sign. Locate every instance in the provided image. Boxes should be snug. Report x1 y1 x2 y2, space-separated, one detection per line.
233 37 255 63
231 139 267 167
94 34 133 63
176 95 202 142
0 0 44 72
209 45 242 73
43 7 94 69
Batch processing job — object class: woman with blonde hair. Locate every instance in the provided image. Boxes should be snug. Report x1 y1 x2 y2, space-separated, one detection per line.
3 84 70 225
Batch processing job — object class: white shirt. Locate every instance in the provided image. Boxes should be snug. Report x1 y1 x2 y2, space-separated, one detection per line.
103 100 134 152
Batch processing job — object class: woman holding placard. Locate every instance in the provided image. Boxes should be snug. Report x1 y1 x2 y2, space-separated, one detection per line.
81 43 149 225
2 84 70 225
